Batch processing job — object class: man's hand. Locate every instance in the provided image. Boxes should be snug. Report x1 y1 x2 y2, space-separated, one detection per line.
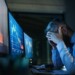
46 26 63 45
46 33 56 48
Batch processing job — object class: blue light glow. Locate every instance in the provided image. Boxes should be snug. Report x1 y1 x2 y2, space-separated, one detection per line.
9 12 24 57
24 33 33 59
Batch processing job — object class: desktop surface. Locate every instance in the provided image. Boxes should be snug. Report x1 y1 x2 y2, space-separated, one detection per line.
31 67 69 75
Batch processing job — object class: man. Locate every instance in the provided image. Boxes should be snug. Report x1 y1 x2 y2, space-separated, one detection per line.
45 19 75 74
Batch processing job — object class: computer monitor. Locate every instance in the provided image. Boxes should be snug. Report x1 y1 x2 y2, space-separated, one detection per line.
9 12 24 58
24 33 33 59
0 0 9 55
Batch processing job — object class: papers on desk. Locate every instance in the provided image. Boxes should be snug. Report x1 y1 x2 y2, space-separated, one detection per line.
61 66 67 71
33 64 45 70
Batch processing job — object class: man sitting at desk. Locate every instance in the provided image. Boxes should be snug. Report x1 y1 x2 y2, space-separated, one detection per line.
45 19 75 74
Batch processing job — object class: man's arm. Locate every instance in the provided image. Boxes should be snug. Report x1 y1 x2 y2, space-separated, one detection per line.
57 41 75 73
51 48 63 69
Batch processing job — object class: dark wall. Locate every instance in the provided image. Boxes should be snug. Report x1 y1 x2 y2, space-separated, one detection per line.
32 37 47 65
65 0 75 31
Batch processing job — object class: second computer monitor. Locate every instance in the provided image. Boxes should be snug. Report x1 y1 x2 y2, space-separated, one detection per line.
24 33 33 59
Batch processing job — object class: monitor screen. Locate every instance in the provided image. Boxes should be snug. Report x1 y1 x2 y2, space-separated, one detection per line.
9 12 24 57
24 33 33 59
0 0 9 55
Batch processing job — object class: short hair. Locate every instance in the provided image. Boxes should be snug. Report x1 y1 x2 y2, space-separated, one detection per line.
44 18 63 34
45 21 58 34
45 18 73 36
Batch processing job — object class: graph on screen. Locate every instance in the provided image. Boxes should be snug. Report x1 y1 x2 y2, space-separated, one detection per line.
9 12 24 57
24 33 33 59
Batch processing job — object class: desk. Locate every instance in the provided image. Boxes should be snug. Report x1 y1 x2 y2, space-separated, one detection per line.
31 68 69 75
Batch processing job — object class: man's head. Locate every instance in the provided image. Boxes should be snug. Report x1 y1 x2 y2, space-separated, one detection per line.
45 19 73 37
45 19 73 47
45 21 59 34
